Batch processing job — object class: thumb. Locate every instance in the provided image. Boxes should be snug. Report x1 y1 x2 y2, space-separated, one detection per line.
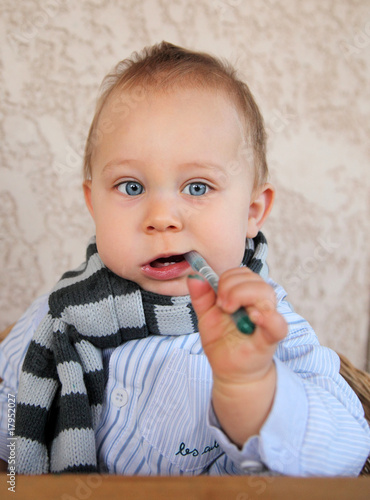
187 274 216 319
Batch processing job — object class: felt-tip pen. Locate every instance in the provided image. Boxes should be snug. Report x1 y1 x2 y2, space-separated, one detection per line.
185 251 255 334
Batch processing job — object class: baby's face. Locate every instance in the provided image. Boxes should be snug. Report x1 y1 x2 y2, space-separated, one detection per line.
84 86 258 295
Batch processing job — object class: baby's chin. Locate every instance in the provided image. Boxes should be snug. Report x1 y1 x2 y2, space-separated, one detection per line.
139 277 191 297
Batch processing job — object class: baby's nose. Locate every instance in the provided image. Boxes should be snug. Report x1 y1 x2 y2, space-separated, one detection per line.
143 198 183 233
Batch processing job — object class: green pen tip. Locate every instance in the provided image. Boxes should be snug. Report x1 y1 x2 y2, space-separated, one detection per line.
237 316 255 335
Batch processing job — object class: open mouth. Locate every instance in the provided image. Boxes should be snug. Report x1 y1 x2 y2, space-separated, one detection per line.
142 254 189 280
149 254 185 268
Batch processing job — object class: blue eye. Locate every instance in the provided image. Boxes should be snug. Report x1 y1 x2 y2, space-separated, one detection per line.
117 181 144 196
183 182 209 196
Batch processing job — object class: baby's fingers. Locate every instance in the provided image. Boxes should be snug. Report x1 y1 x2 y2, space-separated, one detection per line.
248 301 288 344
187 274 215 318
217 269 275 314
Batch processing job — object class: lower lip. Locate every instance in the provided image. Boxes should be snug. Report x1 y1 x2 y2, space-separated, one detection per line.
141 260 190 280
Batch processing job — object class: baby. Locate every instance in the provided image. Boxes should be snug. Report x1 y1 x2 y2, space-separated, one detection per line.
1 42 369 476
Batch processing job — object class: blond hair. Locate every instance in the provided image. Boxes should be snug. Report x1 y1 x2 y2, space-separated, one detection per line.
83 41 268 187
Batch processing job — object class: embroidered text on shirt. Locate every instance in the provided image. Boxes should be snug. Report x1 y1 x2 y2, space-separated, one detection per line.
175 441 219 457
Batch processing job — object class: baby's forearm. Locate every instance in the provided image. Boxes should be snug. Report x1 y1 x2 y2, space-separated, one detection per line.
211 362 277 448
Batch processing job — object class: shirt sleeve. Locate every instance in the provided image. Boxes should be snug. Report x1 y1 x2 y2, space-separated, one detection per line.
207 279 370 476
0 295 49 462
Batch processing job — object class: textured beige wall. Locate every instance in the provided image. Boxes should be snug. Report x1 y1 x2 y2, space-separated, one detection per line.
0 0 369 368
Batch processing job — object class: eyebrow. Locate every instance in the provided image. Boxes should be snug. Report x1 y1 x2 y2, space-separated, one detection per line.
101 159 227 175
101 159 137 175
178 161 227 172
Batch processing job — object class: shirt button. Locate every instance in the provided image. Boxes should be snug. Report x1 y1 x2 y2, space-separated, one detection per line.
112 387 129 408
241 459 264 472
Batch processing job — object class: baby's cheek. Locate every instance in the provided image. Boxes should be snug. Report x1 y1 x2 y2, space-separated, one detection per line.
95 234 117 269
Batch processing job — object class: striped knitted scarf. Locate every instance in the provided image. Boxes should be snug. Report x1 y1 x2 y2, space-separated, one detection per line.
14 232 268 474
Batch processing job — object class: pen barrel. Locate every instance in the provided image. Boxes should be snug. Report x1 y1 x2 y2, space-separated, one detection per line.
197 265 219 293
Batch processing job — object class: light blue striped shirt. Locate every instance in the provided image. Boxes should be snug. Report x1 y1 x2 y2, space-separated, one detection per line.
1 280 369 475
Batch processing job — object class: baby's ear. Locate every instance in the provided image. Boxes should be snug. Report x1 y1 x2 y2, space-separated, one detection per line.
83 180 95 219
246 183 275 238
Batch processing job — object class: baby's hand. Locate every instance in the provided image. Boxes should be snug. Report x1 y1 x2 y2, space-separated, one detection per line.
187 268 287 383
187 268 288 445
